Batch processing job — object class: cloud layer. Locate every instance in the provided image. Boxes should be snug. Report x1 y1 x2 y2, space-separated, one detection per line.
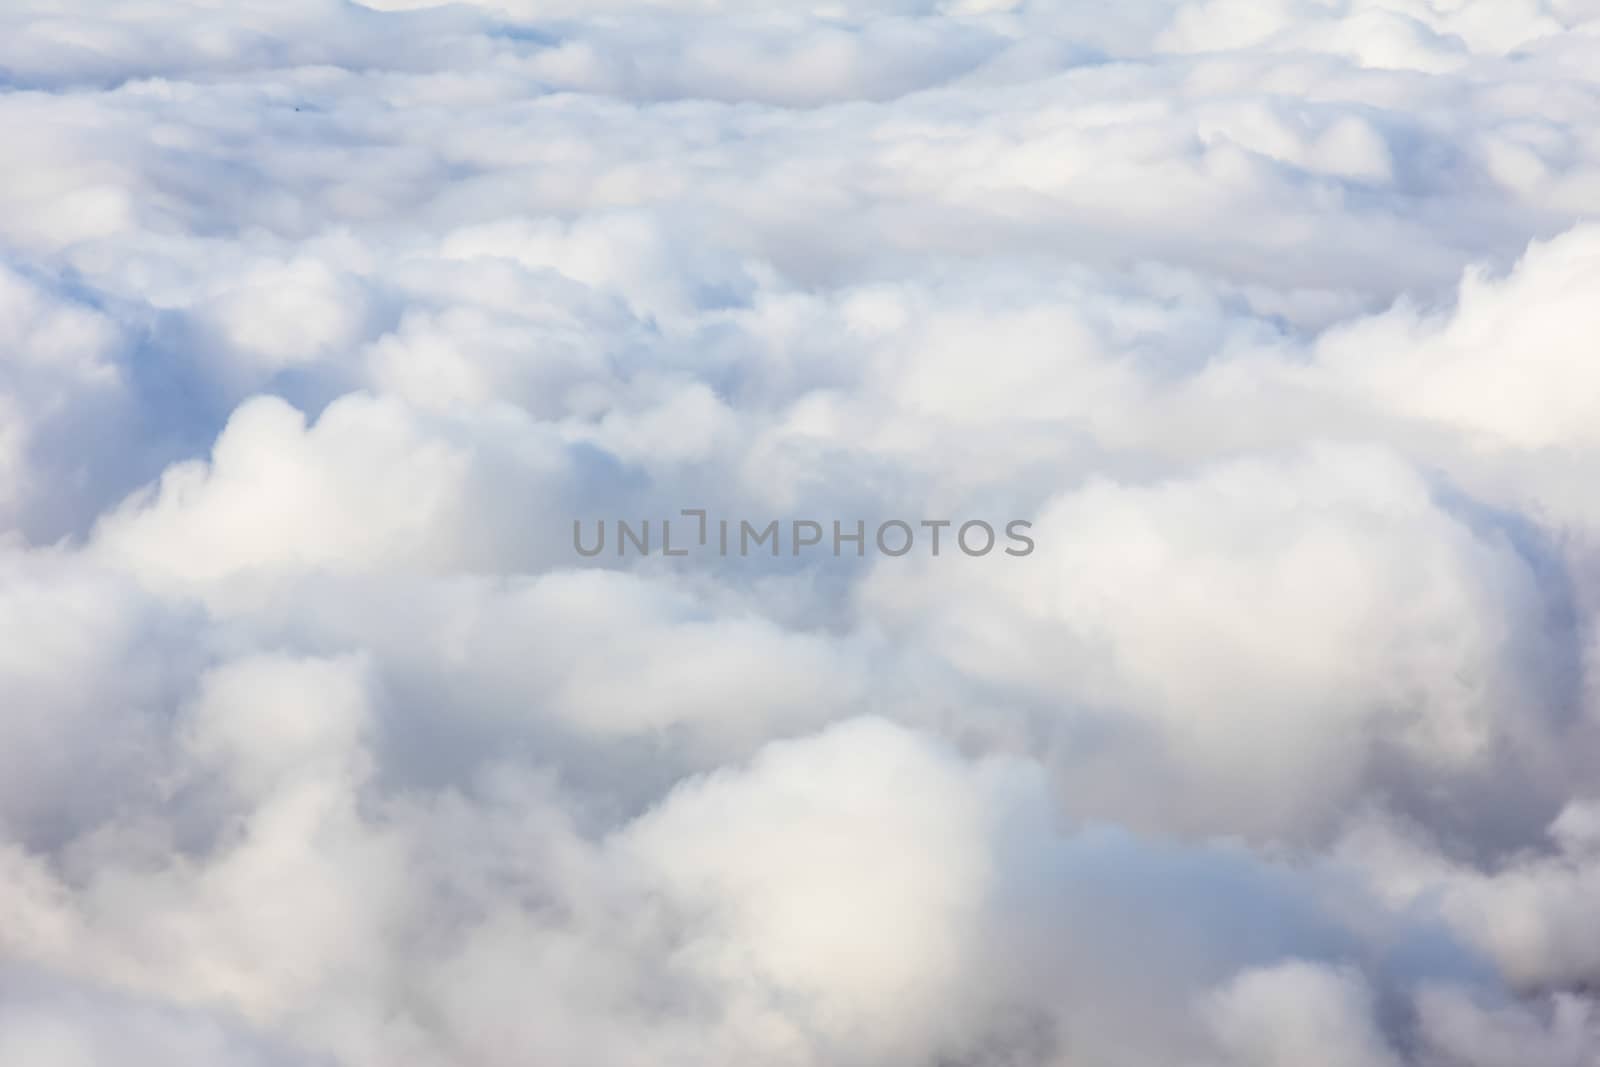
4 1 1600 1064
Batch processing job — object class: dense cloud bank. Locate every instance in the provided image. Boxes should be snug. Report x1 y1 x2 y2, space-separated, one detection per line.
3 1 1600 1064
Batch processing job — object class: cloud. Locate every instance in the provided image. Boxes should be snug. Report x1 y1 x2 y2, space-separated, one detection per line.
0 967 307 1067
3 0 1600 1064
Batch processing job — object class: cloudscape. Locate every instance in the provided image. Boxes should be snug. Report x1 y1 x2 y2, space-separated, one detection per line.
3 1 1600 1064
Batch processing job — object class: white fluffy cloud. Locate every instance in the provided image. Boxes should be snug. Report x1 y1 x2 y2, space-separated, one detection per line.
3 0 1600 1064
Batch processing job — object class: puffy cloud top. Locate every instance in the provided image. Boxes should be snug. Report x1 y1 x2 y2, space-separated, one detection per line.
3 1 1600 1064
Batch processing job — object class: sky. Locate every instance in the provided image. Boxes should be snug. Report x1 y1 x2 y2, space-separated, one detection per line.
3 1 1600 1064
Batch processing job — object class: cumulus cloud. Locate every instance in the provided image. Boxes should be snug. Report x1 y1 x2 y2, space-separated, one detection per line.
3 0 1600 1064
